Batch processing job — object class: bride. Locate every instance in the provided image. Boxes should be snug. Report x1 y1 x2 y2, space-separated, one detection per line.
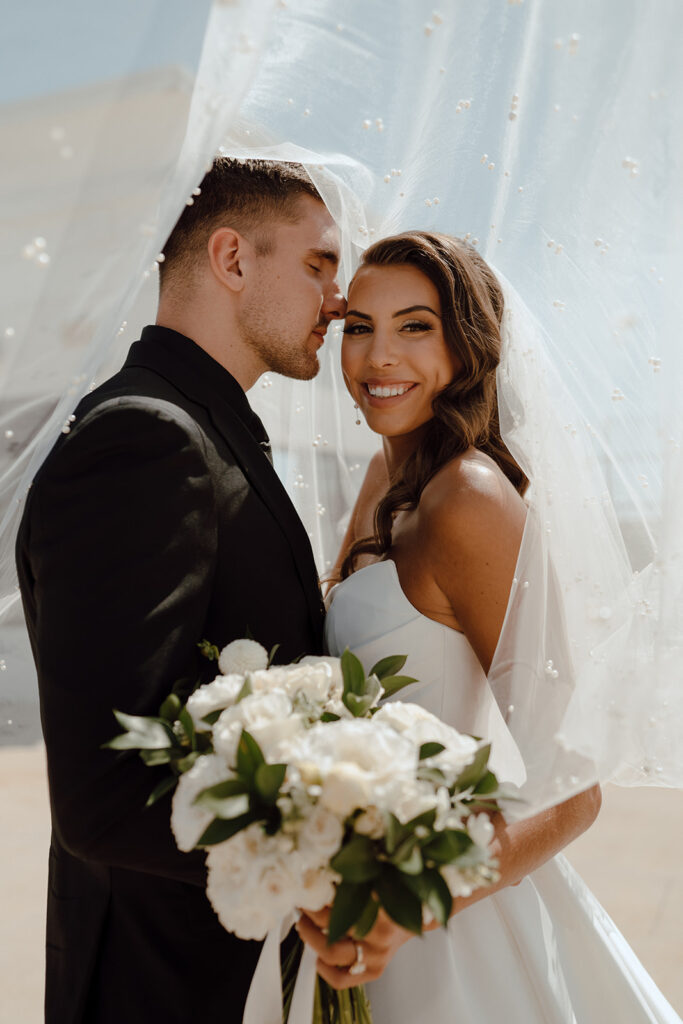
295 231 680 1023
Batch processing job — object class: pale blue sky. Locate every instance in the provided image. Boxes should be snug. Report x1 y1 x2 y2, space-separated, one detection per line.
1 1 212 105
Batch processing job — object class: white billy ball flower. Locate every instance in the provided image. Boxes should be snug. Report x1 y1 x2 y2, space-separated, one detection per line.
185 675 244 730
218 638 269 676
170 754 232 852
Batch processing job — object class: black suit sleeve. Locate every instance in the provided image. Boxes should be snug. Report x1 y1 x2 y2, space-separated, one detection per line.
25 397 219 884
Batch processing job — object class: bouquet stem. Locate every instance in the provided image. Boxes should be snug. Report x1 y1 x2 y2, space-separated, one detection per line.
283 935 373 1023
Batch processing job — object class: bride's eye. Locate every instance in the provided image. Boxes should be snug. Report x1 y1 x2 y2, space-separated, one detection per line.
402 319 432 333
342 322 372 335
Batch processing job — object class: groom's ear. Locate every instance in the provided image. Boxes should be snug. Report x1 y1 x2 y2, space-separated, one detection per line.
207 227 252 293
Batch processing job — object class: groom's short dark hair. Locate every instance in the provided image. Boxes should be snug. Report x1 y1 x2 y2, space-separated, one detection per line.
159 157 322 289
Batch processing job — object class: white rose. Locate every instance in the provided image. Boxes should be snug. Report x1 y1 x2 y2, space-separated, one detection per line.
320 761 376 818
297 805 344 864
467 812 495 851
185 675 245 730
170 754 233 852
218 638 269 676
298 867 338 912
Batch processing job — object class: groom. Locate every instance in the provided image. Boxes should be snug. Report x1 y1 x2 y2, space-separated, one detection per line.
16 158 345 1023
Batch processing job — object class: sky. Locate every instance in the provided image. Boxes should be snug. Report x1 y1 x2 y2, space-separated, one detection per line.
1 0 212 105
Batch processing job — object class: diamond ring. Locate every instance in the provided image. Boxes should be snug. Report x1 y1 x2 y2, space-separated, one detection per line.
348 942 367 976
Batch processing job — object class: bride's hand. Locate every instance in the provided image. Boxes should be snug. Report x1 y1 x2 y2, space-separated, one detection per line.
295 905 414 990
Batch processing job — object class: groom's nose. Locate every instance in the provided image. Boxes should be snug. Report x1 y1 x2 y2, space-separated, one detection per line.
322 280 347 322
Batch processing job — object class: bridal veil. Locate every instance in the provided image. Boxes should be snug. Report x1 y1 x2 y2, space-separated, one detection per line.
1 0 681 814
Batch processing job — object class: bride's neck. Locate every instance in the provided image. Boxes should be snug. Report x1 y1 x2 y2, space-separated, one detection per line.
382 424 429 479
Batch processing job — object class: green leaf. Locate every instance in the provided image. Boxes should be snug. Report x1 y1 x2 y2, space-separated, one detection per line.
368 654 408 680
194 778 249 804
376 866 423 935
236 730 265 780
395 843 423 876
473 770 499 795
327 881 374 944
201 710 222 727
343 692 376 718
267 643 281 668
352 894 380 939
197 639 220 661
379 675 418 699
159 693 182 722
140 747 172 766
320 712 341 722
103 711 176 751
330 835 380 883
235 675 253 704
178 707 196 747
145 774 177 808
341 648 367 696
423 829 472 864
254 763 287 805
405 868 453 927
404 807 437 832
175 750 202 773
419 742 446 760
197 811 257 846
384 812 409 856
453 743 491 791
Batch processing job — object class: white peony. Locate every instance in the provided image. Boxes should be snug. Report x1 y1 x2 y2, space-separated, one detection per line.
377 776 441 825
373 701 479 778
250 663 334 705
185 675 245 730
217 638 269 676
296 805 345 864
298 655 344 695
320 761 378 818
170 754 233 852
212 690 305 763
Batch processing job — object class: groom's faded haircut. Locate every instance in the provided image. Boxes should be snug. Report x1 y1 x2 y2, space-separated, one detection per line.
159 157 323 289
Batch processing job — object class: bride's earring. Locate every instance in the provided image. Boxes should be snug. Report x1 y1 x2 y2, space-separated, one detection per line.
354 403 361 425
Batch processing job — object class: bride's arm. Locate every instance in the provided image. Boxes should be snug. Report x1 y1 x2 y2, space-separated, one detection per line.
299 457 601 988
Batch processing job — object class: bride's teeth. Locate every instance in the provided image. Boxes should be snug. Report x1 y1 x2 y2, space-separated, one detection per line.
367 384 411 397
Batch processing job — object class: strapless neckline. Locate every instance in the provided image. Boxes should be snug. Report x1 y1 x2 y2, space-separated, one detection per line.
333 558 467 642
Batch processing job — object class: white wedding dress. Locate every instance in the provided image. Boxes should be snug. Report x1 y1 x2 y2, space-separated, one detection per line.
325 559 681 1024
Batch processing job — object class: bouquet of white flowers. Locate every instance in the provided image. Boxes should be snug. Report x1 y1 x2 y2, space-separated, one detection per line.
107 639 509 1023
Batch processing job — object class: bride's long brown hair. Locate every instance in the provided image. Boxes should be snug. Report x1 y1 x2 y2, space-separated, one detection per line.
340 231 528 580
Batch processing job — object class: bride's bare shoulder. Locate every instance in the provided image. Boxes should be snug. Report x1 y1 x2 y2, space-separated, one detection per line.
418 449 526 548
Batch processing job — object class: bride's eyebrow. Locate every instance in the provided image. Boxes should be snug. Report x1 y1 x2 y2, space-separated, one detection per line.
344 310 372 320
393 305 440 318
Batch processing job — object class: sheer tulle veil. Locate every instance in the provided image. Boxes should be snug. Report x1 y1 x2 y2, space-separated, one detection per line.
1 0 681 814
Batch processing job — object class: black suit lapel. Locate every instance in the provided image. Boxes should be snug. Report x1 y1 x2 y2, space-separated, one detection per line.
123 334 324 638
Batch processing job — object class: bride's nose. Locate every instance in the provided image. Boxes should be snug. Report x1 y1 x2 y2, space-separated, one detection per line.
366 328 399 367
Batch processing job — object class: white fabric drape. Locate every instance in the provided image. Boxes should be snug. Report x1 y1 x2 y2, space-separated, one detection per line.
1 0 682 812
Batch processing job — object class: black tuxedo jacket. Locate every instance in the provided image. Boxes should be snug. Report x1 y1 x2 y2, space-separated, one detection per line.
16 326 324 1023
